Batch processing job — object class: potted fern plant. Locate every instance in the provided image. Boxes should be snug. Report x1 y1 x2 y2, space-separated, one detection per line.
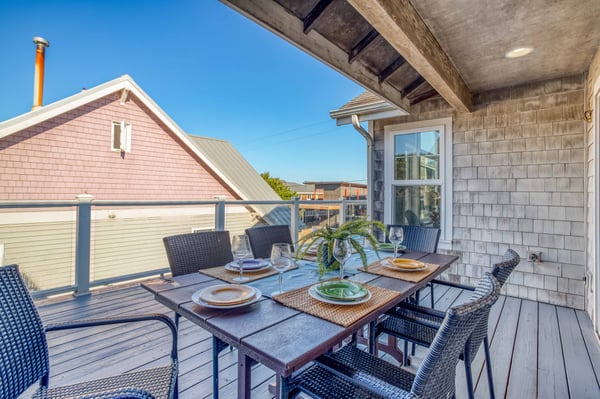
295 219 386 277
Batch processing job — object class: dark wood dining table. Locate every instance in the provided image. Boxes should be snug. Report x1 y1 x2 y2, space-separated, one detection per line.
141 250 459 399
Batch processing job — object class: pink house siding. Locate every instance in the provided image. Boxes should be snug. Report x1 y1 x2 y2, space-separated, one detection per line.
0 92 236 200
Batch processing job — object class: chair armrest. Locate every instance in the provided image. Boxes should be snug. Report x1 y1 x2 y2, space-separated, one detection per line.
430 278 476 291
45 313 178 361
393 302 446 320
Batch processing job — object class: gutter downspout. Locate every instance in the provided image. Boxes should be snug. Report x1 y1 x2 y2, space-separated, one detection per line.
351 114 373 221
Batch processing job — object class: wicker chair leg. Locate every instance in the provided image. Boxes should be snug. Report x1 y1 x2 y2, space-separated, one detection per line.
403 340 410 366
483 336 496 399
463 349 475 399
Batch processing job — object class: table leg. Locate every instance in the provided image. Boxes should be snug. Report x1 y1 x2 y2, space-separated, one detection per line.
237 351 252 399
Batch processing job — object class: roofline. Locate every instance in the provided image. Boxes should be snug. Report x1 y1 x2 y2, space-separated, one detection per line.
329 98 408 126
0 74 247 201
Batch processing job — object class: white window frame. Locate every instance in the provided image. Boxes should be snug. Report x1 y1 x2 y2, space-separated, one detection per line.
111 120 132 153
384 117 453 250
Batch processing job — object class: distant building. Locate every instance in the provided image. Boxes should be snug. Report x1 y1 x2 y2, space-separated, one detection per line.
0 74 287 289
303 181 367 201
283 181 324 200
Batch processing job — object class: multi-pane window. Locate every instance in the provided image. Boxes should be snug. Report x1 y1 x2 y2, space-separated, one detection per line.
384 118 452 248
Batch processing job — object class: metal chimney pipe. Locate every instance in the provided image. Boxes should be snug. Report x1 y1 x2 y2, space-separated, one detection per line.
32 36 50 110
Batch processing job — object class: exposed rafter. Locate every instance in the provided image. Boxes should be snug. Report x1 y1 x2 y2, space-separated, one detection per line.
348 0 472 112
403 76 426 97
409 90 439 105
348 29 379 64
221 0 411 112
303 0 335 34
378 56 406 83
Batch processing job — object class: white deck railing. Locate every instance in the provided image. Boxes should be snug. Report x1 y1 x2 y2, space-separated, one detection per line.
0 196 367 298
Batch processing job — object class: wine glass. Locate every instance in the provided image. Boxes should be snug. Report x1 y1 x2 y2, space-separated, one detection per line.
332 238 352 280
388 226 404 258
270 243 292 295
231 234 251 283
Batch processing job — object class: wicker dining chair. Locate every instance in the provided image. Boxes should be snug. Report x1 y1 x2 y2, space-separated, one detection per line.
162 230 233 399
0 264 178 399
386 224 441 308
285 272 501 399
376 249 520 399
245 224 293 259
162 230 233 277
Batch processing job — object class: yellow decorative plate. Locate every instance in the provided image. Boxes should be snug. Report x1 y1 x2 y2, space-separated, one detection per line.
381 258 427 272
197 284 256 306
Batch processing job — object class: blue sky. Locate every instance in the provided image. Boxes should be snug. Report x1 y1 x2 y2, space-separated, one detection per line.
0 0 368 184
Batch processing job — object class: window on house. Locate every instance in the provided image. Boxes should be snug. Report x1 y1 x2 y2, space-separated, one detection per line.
111 120 132 152
384 118 452 249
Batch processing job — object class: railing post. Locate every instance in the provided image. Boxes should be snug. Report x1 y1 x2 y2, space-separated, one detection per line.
291 197 300 243
214 196 226 231
74 194 93 296
339 197 347 224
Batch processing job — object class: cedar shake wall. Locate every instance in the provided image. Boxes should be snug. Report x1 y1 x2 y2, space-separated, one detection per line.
0 92 236 200
586 48 600 321
373 75 586 309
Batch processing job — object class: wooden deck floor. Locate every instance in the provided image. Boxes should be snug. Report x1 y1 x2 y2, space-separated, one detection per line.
20 281 600 399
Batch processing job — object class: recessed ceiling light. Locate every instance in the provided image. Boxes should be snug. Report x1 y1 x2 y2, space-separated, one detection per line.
505 47 534 58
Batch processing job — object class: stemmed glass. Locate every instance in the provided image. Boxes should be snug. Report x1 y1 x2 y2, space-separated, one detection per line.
332 238 352 280
231 234 251 283
388 226 404 258
270 243 292 295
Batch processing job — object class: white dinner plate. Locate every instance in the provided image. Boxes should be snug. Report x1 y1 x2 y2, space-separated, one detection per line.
308 284 372 306
192 286 262 309
225 259 271 272
380 258 428 272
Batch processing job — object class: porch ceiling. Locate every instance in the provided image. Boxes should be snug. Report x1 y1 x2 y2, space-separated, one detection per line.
220 0 600 113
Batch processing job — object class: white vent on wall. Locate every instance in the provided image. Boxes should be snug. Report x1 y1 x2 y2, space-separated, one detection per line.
111 120 132 152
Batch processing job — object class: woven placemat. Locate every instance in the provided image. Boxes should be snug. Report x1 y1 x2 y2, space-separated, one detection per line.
200 263 298 283
359 259 440 283
272 280 402 327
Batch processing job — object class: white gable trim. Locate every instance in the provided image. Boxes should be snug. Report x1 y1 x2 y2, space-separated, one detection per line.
0 75 247 202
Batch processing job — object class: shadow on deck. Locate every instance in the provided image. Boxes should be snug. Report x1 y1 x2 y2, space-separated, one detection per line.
21 281 600 399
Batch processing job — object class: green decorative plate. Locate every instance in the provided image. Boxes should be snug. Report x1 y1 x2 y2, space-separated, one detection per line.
315 281 369 301
377 243 406 252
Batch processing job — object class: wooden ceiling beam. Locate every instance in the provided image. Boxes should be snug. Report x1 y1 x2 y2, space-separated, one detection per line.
221 0 411 112
378 56 406 83
348 0 472 112
348 29 379 64
303 0 335 34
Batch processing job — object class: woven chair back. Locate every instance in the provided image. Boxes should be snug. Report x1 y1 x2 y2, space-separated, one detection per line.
0 264 50 399
163 231 233 277
245 225 293 259
412 272 501 398
386 224 441 253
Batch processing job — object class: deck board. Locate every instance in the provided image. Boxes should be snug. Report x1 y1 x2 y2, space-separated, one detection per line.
505 299 538 399
538 303 570 399
19 283 600 399
557 306 600 399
